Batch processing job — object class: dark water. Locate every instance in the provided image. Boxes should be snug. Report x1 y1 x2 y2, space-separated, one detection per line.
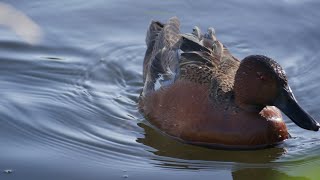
0 0 320 179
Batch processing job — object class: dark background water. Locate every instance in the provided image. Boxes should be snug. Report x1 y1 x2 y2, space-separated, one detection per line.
0 0 320 179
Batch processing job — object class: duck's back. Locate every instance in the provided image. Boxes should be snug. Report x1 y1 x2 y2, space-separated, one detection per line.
142 17 240 97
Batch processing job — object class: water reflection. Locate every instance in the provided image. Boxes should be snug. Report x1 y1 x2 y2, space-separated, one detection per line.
137 123 285 164
0 2 42 45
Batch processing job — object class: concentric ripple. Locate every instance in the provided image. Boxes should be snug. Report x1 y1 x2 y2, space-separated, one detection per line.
0 41 148 167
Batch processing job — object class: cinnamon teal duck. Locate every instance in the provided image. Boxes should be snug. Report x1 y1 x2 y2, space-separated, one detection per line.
139 17 319 149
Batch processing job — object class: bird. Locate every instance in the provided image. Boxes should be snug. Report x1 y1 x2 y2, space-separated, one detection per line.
139 17 319 149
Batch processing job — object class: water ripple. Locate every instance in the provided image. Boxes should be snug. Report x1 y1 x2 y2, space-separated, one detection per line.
1 38 320 173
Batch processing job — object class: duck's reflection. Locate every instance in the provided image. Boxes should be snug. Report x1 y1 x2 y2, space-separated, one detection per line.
137 122 285 163
137 122 309 180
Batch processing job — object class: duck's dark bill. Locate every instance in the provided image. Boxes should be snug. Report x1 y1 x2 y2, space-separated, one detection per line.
274 87 320 131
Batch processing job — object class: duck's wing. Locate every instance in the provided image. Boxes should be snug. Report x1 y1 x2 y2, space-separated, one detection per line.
178 27 241 100
177 28 225 86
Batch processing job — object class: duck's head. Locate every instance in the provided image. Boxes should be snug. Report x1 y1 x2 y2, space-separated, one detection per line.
234 55 320 131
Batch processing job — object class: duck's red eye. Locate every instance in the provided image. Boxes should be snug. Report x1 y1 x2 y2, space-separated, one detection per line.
257 72 266 81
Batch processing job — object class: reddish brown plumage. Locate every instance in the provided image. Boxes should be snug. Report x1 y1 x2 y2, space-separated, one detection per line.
140 80 288 148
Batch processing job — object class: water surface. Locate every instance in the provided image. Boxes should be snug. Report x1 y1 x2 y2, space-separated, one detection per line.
0 1 320 179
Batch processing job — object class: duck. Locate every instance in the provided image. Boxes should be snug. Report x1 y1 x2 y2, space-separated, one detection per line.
139 17 319 149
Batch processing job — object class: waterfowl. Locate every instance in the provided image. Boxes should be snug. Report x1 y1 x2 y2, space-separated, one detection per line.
139 17 319 149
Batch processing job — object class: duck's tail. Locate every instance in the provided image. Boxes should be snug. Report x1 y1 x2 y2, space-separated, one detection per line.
143 21 164 81
142 17 181 95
